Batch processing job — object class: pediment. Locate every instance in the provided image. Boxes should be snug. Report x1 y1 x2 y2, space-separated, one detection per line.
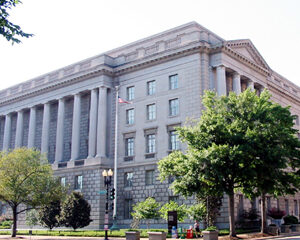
225 39 269 70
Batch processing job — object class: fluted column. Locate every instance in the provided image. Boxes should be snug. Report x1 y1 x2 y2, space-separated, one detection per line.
96 86 107 158
216 65 227 95
27 107 36 148
3 114 12 151
55 98 65 162
232 72 241 94
247 80 255 91
15 110 24 148
41 103 50 154
88 89 98 158
71 93 81 161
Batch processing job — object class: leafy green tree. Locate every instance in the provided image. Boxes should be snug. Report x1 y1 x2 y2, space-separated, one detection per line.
239 90 300 233
60 192 92 230
159 201 187 222
131 197 160 229
39 200 61 230
0 148 64 237
188 203 206 222
158 89 300 237
25 209 39 229
0 0 33 44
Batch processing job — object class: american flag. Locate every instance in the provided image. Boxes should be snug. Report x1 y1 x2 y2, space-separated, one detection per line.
118 96 132 104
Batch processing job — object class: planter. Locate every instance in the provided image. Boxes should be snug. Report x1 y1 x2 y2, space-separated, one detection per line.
268 226 280 236
148 232 167 240
281 224 291 233
291 224 300 232
126 231 140 240
202 230 219 240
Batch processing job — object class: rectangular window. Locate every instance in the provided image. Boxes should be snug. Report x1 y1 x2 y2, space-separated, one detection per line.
294 200 298 216
147 104 156 120
169 130 179 151
75 175 83 190
124 172 133 187
124 199 133 219
147 80 156 95
169 74 178 90
169 196 179 203
146 134 156 153
127 86 135 101
60 177 66 187
126 108 134 125
145 170 155 185
296 115 299 126
267 197 271 210
169 99 179 116
126 138 134 156
285 199 289 215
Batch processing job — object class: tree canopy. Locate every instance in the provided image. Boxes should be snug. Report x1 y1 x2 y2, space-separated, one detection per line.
158 89 300 237
0 0 33 44
0 148 64 237
159 201 187 223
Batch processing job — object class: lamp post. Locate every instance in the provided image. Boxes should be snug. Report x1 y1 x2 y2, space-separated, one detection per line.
102 169 113 240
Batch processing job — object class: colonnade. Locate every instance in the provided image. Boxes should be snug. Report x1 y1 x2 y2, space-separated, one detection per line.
215 65 263 96
1 86 109 163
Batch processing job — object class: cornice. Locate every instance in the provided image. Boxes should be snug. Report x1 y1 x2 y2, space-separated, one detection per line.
267 81 300 106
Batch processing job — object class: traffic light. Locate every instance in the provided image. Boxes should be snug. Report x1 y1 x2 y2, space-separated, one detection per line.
110 188 115 200
111 202 114 211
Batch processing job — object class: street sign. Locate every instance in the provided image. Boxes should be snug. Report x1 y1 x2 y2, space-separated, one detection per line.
98 190 107 194
104 225 108 230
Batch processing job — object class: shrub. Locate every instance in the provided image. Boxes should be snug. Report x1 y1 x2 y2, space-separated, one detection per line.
242 209 260 221
60 192 92 230
204 226 218 231
267 208 286 219
39 200 61 230
283 215 299 224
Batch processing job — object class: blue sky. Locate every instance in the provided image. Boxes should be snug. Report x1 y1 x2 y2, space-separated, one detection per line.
0 0 299 90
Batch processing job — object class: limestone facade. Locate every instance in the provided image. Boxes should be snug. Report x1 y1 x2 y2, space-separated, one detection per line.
0 22 299 229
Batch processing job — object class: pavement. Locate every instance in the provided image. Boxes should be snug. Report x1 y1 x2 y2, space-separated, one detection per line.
0 232 299 240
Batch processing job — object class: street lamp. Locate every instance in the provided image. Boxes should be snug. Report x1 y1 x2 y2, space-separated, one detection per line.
102 169 113 240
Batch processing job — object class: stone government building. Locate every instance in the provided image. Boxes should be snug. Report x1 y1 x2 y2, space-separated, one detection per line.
0 22 299 228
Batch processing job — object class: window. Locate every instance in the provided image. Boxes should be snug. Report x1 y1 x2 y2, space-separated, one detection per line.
127 86 135 101
147 104 156 120
169 99 179 116
75 175 83 190
124 172 133 187
169 196 179 203
169 74 178 90
146 134 156 153
294 200 298 216
126 109 134 125
145 170 155 185
60 177 66 187
169 130 179 151
296 115 299 126
147 80 156 95
126 138 134 156
124 199 133 219
267 197 271 210
285 199 289 215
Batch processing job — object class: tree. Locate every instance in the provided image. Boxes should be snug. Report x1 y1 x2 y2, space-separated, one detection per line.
188 203 206 222
60 191 92 230
0 0 33 44
131 197 160 229
159 201 187 223
25 209 39 229
0 148 64 237
238 90 300 233
39 200 61 230
158 89 300 237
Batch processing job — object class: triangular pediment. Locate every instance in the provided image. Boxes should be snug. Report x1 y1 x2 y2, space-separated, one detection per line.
225 39 269 70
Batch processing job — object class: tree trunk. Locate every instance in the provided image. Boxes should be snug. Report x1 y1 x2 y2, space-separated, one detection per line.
261 193 267 234
12 205 17 237
228 193 236 237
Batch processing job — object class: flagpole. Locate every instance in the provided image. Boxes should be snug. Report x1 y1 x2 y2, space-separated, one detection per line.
110 86 119 230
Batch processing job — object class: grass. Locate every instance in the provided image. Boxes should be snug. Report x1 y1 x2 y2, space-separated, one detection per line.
0 228 259 238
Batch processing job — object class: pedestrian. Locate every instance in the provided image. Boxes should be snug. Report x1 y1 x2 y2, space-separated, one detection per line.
194 220 200 238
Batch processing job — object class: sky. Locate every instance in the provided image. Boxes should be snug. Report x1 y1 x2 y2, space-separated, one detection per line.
0 0 300 91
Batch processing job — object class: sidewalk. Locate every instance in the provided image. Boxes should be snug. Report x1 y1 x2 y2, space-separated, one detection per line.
0 232 299 240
